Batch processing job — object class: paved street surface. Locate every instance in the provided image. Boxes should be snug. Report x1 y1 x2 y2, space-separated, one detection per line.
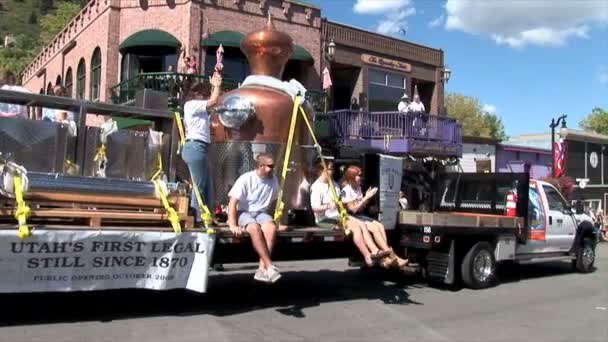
1 245 607 342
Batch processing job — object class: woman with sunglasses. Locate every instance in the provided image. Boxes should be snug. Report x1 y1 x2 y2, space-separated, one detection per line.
310 161 387 267
340 165 412 270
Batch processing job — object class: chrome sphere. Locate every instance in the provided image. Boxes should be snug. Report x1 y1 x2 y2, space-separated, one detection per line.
214 95 256 129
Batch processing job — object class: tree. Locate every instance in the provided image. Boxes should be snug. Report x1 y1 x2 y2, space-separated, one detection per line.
39 1 81 46
579 107 608 135
0 1 80 78
28 11 38 25
39 0 54 15
484 113 508 141
445 93 507 140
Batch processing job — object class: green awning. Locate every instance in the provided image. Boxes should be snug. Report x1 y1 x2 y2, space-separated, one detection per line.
201 31 245 48
119 30 181 53
291 44 313 62
113 117 153 130
202 30 313 62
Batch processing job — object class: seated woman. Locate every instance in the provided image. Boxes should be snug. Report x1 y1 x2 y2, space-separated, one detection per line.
309 161 386 267
341 165 412 271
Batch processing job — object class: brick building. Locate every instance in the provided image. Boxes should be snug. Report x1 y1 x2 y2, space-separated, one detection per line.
21 0 446 115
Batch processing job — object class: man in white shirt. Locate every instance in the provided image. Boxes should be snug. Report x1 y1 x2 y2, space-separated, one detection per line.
397 93 409 114
408 94 425 113
227 153 281 283
181 73 222 224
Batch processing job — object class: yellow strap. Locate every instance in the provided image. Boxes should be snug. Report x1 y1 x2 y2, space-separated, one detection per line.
274 96 302 224
14 175 31 239
174 111 186 148
150 151 163 181
190 175 214 233
94 144 106 162
298 106 350 236
152 179 182 234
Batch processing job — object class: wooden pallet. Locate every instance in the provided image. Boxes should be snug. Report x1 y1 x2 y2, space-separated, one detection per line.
0 207 194 229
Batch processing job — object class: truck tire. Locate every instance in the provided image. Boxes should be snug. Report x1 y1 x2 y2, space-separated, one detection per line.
574 238 595 273
461 241 496 289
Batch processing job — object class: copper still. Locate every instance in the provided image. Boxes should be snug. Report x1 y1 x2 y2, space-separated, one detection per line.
210 15 315 218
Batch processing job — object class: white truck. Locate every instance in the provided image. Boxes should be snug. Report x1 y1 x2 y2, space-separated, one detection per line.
399 172 597 289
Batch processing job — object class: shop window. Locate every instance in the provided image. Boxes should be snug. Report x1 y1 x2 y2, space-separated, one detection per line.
76 58 86 99
64 68 73 98
55 75 62 86
90 47 102 101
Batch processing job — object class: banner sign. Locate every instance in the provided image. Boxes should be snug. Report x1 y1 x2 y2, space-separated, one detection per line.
378 154 404 230
553 141 567 177
0 230 215 293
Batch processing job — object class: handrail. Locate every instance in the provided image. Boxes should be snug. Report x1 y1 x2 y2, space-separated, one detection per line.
110 72 328 111
326 109 462 145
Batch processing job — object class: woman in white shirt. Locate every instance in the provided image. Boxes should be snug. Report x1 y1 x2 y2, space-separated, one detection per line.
341 165 412 271
181 72 222 224
310 161 386 267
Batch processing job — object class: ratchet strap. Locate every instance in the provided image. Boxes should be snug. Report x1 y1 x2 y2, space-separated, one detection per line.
14 175 31 239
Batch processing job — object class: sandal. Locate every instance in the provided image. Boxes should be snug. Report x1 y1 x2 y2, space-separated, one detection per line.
370 249 392 260
364 255 375 267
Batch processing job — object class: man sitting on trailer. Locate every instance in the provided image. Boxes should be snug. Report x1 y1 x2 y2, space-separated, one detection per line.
227 153 281 283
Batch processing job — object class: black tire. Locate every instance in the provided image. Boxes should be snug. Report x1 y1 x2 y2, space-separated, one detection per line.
461 241 496 289
574 238 596 273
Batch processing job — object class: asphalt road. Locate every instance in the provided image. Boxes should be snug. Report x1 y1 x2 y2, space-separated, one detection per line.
1 245 607 342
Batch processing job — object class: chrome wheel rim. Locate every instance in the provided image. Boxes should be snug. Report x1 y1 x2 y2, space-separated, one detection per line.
582 246 595 268
473 250 493 283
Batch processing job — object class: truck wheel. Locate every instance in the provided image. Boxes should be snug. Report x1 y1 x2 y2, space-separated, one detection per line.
461 242 496 289
574 238 595 273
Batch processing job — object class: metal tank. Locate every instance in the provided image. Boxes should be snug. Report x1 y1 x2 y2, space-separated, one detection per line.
210 15 316 216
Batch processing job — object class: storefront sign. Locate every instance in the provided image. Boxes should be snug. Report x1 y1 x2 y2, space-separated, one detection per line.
361 54 412 73
378 154 403 230
0 230 214 293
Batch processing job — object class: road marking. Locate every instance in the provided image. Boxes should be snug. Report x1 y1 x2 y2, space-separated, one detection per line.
596 306 606 311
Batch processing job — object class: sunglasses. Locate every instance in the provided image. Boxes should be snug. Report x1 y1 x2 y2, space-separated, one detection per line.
264 164 275 169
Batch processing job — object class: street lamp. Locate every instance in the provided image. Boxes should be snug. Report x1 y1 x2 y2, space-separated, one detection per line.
326 39 336 62
550 114 567 177
442 65 451 83
323 38 336 113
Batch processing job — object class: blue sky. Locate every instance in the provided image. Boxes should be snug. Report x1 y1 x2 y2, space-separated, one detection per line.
308 0 608 137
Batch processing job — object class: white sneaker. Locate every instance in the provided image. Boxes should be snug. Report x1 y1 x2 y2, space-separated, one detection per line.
253 267 269 282
266 265 282 283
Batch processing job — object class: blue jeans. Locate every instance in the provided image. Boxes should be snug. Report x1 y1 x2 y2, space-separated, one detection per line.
181 140 214 222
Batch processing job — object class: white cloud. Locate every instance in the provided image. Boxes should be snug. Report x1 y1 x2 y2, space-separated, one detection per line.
445 0 608 48
483 104 497 115
353 0 416 36
354 0 412 15
429 15 445 28
377 8 416 34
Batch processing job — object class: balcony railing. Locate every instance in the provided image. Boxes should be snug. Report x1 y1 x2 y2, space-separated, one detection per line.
326 110 463 156
110 72 328 112
109 72 240 106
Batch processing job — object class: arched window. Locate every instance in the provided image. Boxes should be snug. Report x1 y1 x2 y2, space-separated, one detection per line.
76 58 86 99
55 75 62 86
46 82 53 95
65 67 73 98
90 48 102 101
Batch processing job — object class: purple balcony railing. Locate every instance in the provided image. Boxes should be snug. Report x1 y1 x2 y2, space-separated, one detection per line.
326 110 463 157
